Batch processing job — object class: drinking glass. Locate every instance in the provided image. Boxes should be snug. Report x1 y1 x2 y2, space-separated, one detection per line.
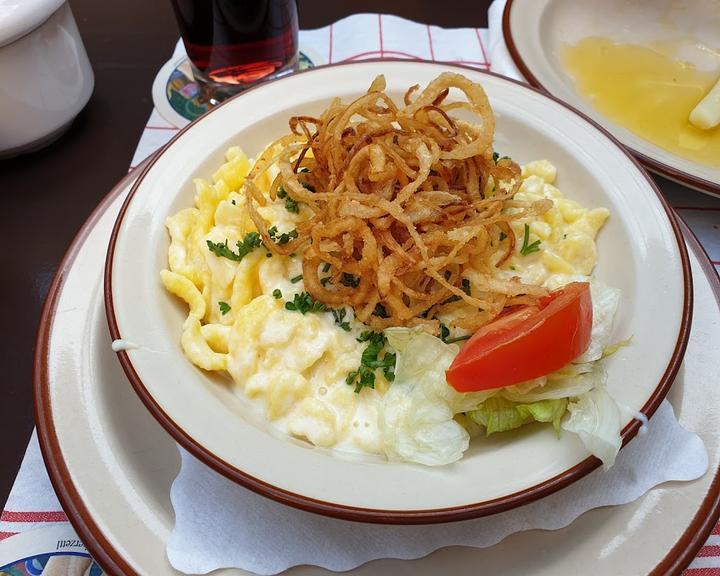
169 0 299 102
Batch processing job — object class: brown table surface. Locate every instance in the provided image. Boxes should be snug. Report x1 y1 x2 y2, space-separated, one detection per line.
0 0 491 512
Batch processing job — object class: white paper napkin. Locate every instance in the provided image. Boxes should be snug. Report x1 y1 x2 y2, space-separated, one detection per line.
168 400 706 575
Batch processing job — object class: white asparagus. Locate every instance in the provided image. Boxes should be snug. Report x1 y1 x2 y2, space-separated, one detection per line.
689 75 720 130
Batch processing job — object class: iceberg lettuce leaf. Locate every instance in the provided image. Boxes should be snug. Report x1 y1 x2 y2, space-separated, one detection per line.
561 387 622 469
380 329 492 465
500 363 605 403
576 281 621 363
468 397 568 435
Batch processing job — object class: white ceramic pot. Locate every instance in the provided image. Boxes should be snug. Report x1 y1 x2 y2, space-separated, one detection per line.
0 0 94 157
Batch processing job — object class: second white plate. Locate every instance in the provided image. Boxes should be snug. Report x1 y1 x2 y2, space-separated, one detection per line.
35 169 720 575
503 0 720 195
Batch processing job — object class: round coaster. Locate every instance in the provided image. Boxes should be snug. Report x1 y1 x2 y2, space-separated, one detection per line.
152 51 316 128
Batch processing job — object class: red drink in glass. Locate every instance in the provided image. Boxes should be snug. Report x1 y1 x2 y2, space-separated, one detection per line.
170 0 299 98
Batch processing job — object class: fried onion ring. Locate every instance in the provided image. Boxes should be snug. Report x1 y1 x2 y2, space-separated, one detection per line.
243 73 551 335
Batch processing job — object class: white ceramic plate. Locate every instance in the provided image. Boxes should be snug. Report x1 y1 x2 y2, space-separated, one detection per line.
36 169 720 574
503 0 720 195
105 61 691 522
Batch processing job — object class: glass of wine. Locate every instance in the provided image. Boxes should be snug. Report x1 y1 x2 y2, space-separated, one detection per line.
169 0 299 103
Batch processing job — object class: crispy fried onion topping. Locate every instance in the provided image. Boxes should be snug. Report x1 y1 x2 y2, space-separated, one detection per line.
245 72 551 333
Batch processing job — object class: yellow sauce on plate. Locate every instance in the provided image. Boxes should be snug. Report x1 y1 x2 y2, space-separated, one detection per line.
561 37 720 168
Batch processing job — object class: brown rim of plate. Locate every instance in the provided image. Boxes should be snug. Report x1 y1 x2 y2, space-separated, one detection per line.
653 221 720 576
103 59 693 525
34 166 716 576
502 0 720 198
33 158 154 576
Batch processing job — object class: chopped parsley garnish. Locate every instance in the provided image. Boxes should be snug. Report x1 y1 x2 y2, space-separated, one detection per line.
444 334 472 344
299 166 315 189
439 322 450 342
372 303 388 318
519 223 542 256
340 273 360 288
206 232 262 262
346 332 396 393
331 307 352 332
492 151 511 164
441 278 471 305
320 263 334 286
284 196 300 213
438 321 471 344
272 289 282 299
277 186 300 213
218 301 231 315
268 225 298 245
290 274 303 284
285 292 326 314
362 335 392 370
345 368 376 393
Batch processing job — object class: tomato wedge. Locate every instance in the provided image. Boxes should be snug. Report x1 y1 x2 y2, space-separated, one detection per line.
446 282 593 392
